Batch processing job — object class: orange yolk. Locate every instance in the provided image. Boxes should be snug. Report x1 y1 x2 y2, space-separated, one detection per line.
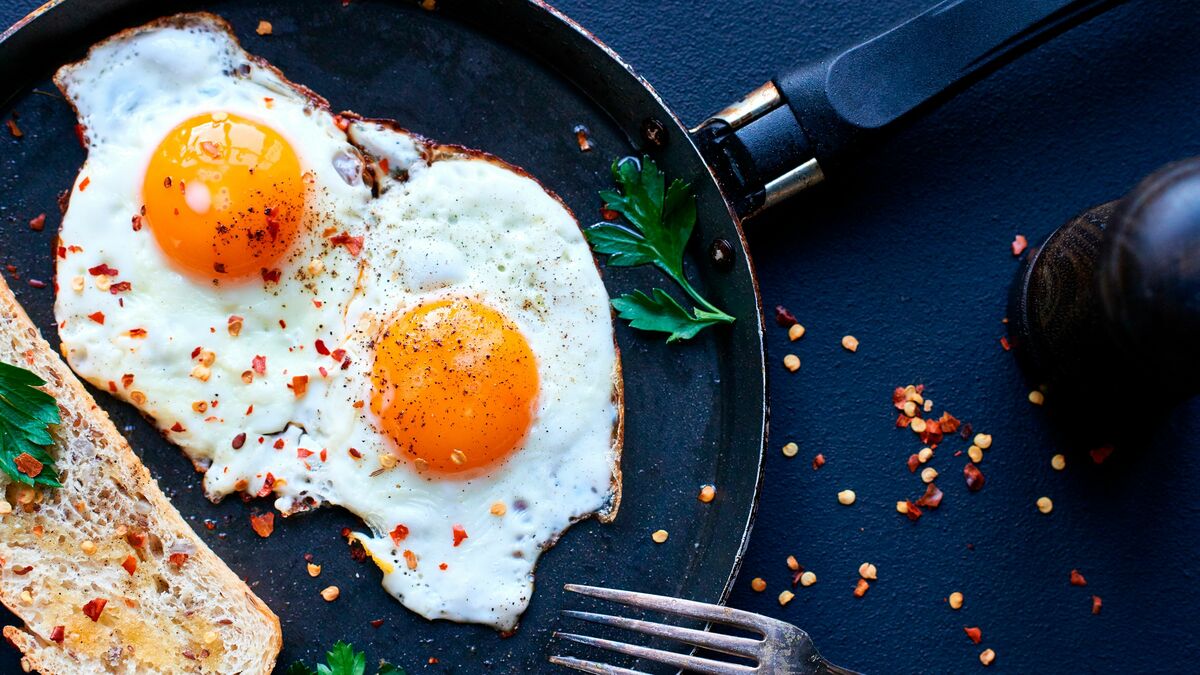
370 299 539 476
142 112 304 279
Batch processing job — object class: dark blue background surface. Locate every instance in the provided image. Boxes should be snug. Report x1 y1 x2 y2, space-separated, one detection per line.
4 1 1200 673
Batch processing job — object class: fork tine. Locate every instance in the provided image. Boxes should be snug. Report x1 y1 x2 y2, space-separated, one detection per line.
564 584 775 632
563 609 760 658
555 632 755 675
548 654 651 675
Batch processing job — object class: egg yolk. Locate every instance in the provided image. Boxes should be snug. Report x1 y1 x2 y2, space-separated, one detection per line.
370 299 539 476
142 112 304 279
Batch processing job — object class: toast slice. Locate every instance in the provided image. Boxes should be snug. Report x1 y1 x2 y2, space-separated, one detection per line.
0 277 281 674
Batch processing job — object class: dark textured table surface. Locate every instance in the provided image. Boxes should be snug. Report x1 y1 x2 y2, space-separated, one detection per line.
3 1 1200 673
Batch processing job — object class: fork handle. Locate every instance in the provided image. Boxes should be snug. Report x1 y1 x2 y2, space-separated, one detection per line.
813 657 863 675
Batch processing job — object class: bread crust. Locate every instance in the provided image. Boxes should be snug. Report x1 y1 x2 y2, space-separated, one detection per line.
0 277 280 674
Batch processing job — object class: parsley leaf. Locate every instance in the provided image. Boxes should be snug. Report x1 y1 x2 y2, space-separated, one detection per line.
612 289 732 343
0 361 61 488
291 642 403 675
585 156 734 342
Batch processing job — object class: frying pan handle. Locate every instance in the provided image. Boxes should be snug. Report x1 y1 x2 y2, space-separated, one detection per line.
693 0 1128 219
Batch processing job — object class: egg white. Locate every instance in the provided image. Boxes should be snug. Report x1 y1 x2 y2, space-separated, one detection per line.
52 15 622 631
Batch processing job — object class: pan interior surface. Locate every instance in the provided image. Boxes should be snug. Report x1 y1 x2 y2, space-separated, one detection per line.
0 0 765 671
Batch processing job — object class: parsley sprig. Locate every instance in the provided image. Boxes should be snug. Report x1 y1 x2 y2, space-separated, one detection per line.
0 361 61 488
585 156 735 342
285 641 402 675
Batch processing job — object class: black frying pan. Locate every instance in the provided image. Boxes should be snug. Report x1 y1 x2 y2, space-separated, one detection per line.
0 0 1120 672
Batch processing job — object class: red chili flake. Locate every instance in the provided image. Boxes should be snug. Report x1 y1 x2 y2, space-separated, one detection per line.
937 412 960 434
49 625 64 644
279 319 287 329
333 114 350 131
200 141 222 158
999 336 1011 351
81 598 106 622
892 387 908 409
261 267 281 283
1070 569 1087 586
960 422 974 440
369 619 385 628
126 530 146 548
330 348 346 363
896 414 912 429
438 563 448 571
190 346 202 359
250 512 275 538
252 355 267 374
6 118 22 138
906 454 920 473
109 281 132 294
131 214 143 231
349 539 368 563
904 500 923 521
379 158 390 174
964 626 982 644
13 452 43 477
127 328 147 338
73 124 86 147
1091 595 1102 614
452 524 468 547
318 366 328 378
390 524 409 544
329 232 364 257
315 339 330 355
916 482 944 509
811 453 825 470
853 578 870 597
28 214 45 231
78 177 90 191
231 433 247 449
88 311 105 324
297 448 314 459
169 552 189 567
257 473 276 498
1012 234 1029 256
319 449 327 462
600 207 619 221
1090 445 1114 464
273 438 286 450
964 463 985 491
773 305 798 327
27 279 45 289
12 565 32 575
791 570 805 587
919 419 943 445
170 422 185 433
88 263 118 276
57 246 67 259
121 554 137 575
290 375 309 397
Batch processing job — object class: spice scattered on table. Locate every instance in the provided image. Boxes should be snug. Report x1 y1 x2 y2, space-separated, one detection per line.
1070 569 1087 586
1092 595 1102 614
964 626 982 644
1051 453 1066 470
781 442 798 458
751 577 766 592
1090 445 1114 464
1012 234 1028 256
799 571 817 587
948 591 964 610
778 590 795 606
698 484 716 503
783 354 801 372
841 335 859 352
837 489 856 505
256 20 273 35
858 562 877 580
1036 496 1054 514
979 648 996 666
789 323 806 341
1028 390 1045 405
812 453 825 470
786 555 800 571
853 579 870 597
651 529 669 544
774 305 798 327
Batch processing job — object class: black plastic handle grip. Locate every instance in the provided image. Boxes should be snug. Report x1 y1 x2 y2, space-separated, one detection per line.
776 0 1125 173
698 0 1128 217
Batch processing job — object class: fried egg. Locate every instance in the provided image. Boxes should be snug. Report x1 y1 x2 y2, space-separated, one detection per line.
53 14 622 631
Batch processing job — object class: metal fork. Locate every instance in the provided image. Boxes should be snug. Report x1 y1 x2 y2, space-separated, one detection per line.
551 584 861 675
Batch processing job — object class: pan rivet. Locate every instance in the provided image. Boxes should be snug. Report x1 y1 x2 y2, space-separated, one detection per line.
709 238 734 270
640 117 668 148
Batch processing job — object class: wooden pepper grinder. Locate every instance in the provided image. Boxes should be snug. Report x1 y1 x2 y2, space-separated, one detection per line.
1009 158 1200 412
